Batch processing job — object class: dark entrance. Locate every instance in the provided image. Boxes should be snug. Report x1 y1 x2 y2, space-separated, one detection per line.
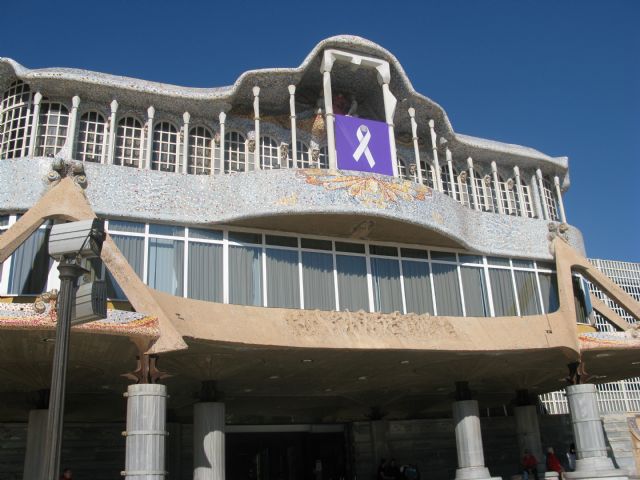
227 431 347 480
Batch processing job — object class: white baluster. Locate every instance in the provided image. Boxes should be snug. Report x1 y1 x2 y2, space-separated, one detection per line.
106 100 118 165
320 53 337 170
408 108 423 184
288 85 297 169
182 111 190 174
429 120 443 191
491 161 504 214
68 96 81 160
253 86 260 170
219 112 226 174
28 92 43 157
145 106 155 170
514 166 526 217
446 148 457 201
467 157 480 211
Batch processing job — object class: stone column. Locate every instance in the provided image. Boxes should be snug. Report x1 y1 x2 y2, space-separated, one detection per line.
27 91 43 157
446 148 457 200
514 405 544 476
452 394 500 479
193 402 225 480
554 175 567 223
123 384 168 480
513 166 526 217
565 384 629 480
429 119 443 191
535 168 549 220
106 100 119 165
218 112 226 174
145 106 155 170
491 161 504 214
288 85 297 169
68 95 81 160
380 81 399 178
182 111 190 174
407 108 423 184
467 157 480 211
253 86 261 170
23 409 48 480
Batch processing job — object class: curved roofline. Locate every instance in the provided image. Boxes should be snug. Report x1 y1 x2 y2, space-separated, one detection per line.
0 35 569 175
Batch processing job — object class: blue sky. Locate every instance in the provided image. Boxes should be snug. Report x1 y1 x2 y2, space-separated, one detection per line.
2 0 638 261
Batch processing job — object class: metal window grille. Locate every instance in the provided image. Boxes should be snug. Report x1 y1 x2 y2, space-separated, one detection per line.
76 111 107 163
188 126 214 175
35 102 69 157
152 122 179 172
224 131 246 173
115 117 144 168
0 81 32 159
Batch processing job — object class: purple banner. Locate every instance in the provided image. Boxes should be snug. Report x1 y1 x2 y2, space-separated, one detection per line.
335 114 393 176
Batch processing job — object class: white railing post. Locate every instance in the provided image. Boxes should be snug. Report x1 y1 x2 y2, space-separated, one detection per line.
491 161 504 214
408 108 423 184
288 85 297 169
218 112 226 174
253 86 260 170
381 81 398 177
530 174 544 219
182 111 190 174
536 168 549 220
68 95 81 160
320 54 337 170
429 120 443 191
145 106 155 170
514 166 526 217
467 157 480 211
554 175 567 223
106 100 118 165
28 92 42 157
446 148 457 201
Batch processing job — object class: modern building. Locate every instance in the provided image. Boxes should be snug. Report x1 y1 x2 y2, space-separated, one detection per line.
0 35 639 480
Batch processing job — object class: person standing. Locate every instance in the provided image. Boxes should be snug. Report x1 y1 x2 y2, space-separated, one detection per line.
546 447 565 478
566 443 577 472
522 449 539 480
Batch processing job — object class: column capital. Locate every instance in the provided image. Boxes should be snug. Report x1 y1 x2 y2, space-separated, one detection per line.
110 99 119 114
71 95 81 108
252 86 260 97
183 111 191 124
513 165 521 176
490 160 498 172
147 106 155 119
33 91 43 104
218 111 226 124
288 84 296 95
407 107 416 118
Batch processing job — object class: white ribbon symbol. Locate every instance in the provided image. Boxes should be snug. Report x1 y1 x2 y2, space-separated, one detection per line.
353 125 375 168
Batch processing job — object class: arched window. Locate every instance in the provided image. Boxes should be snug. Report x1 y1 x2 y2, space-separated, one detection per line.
456 170 471 207
0 80 32 159
295 141 311 168
224 131 246 173
35 102 69 157
517 178 534 218
152 122 179 172
441 166 458 200
472 170 494 212
188 126 214 174
318 146 329 169
397 157 416 181
115 117 144 168
260 136 279 170
541 176 559 221
497 175 517 216
418 158 434 188
76 111 107 163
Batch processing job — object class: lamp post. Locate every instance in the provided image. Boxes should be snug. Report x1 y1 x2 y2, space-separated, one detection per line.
42 219 106 480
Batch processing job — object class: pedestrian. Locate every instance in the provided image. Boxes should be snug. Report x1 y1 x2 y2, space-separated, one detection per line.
566 443 576 472
522 449 539 480
377 458 388 480
546 447 564 478
59 468 72 480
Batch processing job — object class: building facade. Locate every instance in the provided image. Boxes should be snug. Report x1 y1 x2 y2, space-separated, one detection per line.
0 36 639 480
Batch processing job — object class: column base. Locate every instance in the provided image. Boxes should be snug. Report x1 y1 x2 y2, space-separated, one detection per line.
454 466 502 480
564 457 628 480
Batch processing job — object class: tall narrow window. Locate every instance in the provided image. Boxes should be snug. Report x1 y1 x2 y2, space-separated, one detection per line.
7 223 52 295
76 111 107 163
318 146 329 169
188 126 214 175
541 176 559 221
152 122 179 172
402 260 434 314
115 117 144 168
260 136 279 170
538 272 559 313
302 251 335 310
266 248 300 308
431 262 463 316
514 270 541 315
489 268 518 316
460 266 490 316
0 80 32 159
229 244 262 306
224 131 246 173
473 171 494 212
295 141 311 168
336 255 368 311
397 158 416 181
106 231 145 299
499 176 518 216
36 102 69 157
419 159 434 188
147 236 184 296
371 257 403 313
457 171 471 208
517 178 534 218
188 237 223 302
441 166 458 199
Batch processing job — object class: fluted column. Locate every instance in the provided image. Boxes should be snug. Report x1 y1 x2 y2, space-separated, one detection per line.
467 157 480 211
106 100 119 165
554 175 567 223
182 112 190 174
491 161 504 214
68 95 81 160
535 168 549 220
565 384 629 480
253 86 260 170
514 166 526 217
429 120 443 191
27 91 43 157
452 399 499 479
193 402 225 480
123 384 167 480
218 112 226 174
288 85 297 169
408 108 423 184
514 405 544 476
145 106 155 170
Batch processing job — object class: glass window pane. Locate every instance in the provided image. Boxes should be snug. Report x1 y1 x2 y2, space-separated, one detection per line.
335 241 365 254
369 245 398 257
301 238 332 251
266 248 300 308
431 263 463 316
487 256 511 267
7 227 51 295
514 270 542 315
229 245 262 306
489 268 517 316
336 254 368 311
188 242 223 302
0 216 9 227
147 238 184 296
460 266 490 316
538 272 559 313
265 235 298 248
149 224 185 236
107 234 144 299
458 254 482 264
401 248 428 260
402 260 434 314
431 251 456 262
302 251 335 311
512 259 534 269
189 228 223 241
229 231 262 244
108 220 145 233
371 257 403 313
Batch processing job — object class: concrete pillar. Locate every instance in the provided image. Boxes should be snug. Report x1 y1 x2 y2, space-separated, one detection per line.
27 92 42 157
565 384 629 480
182 111 190 174
253 86 261 170
452 399 500 480
515 405 544 475
407 108 423 184
123 384 168 480
68 95 81 160
145 106 155 170
429 119 443 191
22 409 48 480
194 402 225 480
106 100 118 165
288 85 297 169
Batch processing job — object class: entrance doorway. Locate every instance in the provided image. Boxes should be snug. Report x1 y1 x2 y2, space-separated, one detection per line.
227 429 347 480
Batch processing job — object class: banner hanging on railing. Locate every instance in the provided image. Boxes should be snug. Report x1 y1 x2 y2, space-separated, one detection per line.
335 114 393 176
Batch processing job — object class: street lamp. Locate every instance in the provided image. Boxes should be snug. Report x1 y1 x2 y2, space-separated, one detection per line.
42 219 106 480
